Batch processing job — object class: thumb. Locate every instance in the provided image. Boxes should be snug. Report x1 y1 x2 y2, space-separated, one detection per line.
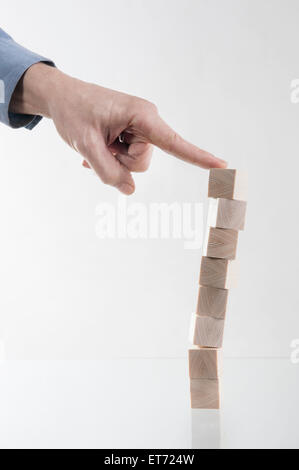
83 134 135 195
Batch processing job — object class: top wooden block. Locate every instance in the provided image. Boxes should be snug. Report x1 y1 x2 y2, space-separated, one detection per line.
208 169 247 201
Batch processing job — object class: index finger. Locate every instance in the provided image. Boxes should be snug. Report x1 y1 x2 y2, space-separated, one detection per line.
144 113 227 169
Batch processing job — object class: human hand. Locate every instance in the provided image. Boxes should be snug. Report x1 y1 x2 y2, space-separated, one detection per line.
11 63 227 194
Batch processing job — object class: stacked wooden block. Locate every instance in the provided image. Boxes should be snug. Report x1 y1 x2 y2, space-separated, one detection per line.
189 169 247 409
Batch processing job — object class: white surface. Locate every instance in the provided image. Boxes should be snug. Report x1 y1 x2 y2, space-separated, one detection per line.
0 0 299 359
0 358 298 449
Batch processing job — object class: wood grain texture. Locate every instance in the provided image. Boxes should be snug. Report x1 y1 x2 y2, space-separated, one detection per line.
199 256 238 289
203 227 238 260
196 286 228 319
192 316 225 348
208 169 247 201
189 347 221 379
208 198 247 231
190 378 220 409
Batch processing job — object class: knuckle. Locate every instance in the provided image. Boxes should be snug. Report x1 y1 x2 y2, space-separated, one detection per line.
144 100 158 114
138 163 150 173
148 101 158 113
134 161 150 173
135 98 158 115
133 155 152 173
129 145 153 172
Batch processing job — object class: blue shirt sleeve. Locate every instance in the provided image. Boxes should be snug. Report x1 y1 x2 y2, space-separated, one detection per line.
0 28 55 130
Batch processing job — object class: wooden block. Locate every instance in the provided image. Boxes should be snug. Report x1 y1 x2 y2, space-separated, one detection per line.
199 256 238 289
207 198 247 231
193 316 224 348
196 286 228 319
189 347 221 379
208 168 247 201
203 227 238 260
190 379 220 409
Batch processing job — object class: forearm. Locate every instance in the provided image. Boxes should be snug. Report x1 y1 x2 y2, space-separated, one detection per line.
10 62 63 118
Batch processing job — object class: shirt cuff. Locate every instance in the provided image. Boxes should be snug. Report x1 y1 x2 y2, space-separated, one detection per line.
0 31 55 130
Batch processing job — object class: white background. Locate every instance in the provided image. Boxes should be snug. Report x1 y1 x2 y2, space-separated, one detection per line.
0 0 299 359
